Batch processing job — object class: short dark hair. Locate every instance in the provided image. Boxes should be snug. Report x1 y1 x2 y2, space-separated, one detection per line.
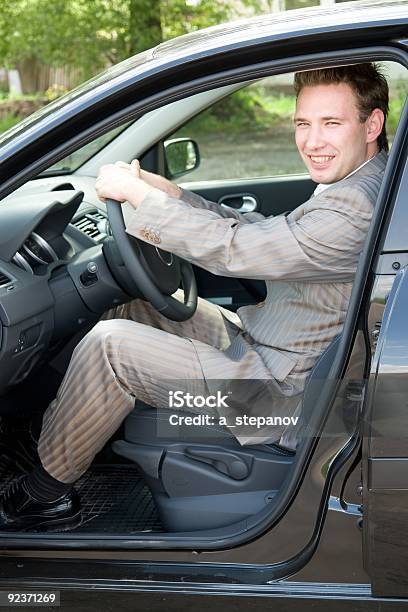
294 63 389 152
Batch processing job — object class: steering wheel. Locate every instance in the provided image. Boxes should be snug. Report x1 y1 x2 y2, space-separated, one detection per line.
106 199 197 321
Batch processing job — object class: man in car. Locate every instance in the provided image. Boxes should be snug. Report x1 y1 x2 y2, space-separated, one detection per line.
0 63 388 531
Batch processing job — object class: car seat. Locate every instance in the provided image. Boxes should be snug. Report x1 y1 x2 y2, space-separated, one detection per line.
112 336 340 531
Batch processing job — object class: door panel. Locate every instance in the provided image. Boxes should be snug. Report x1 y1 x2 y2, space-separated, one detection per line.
182 175 315 217
363 266 408 597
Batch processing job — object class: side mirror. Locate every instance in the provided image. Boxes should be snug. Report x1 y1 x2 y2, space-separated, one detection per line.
164 138 200 179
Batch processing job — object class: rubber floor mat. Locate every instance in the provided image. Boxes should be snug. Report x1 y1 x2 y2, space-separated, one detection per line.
75 465 162 533
0 462 162 534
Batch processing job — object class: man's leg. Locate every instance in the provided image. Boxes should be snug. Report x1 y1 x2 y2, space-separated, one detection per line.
38 319 214 483
100 288 242 347
0 294 241 530
39 292 242 482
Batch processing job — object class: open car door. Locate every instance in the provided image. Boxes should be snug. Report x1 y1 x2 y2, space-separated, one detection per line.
363 148 408 598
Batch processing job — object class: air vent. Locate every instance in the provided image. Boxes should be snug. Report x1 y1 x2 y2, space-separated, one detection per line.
0 271 12 287
72 212 108 242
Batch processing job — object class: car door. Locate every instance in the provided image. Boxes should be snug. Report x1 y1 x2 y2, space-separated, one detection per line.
1 10 408 601
363 129 408 597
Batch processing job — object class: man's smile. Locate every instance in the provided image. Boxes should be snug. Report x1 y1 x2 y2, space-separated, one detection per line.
307 154 336 165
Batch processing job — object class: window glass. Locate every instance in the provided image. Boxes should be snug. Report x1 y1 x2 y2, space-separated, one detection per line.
169 63 407 182
41 122 130 176
170 73 300 181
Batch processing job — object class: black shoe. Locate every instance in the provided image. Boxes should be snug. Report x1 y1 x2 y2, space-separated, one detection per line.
0 477 82 532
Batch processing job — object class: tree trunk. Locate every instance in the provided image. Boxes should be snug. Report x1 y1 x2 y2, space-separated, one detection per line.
128 0 162 56
272 0 286 11
7 69 23 95
15 58 42 94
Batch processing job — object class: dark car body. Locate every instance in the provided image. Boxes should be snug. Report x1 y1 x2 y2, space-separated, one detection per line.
0 1 408 609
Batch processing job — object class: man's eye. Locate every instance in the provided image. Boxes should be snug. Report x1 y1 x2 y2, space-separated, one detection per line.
295 122 308 127
327 121 340 126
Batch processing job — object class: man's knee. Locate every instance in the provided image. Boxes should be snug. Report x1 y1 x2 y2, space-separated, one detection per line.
77 318 150 357
74 320 122 357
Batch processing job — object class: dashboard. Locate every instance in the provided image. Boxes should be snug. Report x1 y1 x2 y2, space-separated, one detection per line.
0 180 134 394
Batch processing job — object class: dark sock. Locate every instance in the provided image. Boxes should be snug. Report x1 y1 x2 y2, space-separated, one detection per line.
25 464 73 502
30 416 43 441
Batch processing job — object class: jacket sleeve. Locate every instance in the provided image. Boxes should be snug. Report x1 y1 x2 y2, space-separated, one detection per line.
125 184 373 282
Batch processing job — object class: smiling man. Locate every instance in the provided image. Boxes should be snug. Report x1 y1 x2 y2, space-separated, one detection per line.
0 63 389 532
294 76 386 184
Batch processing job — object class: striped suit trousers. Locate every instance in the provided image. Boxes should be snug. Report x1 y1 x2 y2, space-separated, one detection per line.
37 291 269 483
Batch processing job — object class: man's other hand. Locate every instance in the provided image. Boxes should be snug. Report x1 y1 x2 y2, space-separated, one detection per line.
95 163 156 208
129 159 182 199
106 158 181 199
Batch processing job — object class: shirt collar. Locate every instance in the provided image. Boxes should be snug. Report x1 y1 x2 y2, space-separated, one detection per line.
313 156 375 197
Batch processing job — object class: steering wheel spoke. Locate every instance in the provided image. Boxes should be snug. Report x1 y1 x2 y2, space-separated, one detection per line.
106 199 197 321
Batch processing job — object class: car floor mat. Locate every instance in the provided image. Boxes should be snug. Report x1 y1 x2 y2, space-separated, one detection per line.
0 462 162 534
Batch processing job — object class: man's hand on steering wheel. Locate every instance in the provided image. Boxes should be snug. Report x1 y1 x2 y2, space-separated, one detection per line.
96 159 182 204
95 160 198 322
95 161 155 208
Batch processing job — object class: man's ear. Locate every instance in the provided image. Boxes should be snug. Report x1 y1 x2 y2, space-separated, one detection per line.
366 108 385 144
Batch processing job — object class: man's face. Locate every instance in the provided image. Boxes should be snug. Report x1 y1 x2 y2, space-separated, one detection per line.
294 82 376 184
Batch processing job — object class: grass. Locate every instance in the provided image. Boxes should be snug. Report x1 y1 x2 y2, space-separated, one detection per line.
0 93 50 135
387 86 407 133
176 88 296 137
0 92 45 102
0 113 22 133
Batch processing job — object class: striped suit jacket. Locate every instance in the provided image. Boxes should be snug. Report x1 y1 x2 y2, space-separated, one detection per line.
127 150 387 390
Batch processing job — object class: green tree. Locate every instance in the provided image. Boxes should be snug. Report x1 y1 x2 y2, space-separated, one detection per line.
0 0 163 89
0 0 325 93
0 0 239 91
161 0 234 39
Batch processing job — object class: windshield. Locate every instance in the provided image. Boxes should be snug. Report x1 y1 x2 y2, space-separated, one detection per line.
0 48 152 152
39 123 130 176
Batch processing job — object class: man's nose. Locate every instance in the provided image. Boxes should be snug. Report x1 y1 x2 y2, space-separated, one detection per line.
305 125 325 150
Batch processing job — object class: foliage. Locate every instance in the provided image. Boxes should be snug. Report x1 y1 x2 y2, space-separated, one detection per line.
0 113 22 133
0 0 162 81
240 0 319 15
387 84 407 134
161 0 234 39
0 92 43 101
44 84 69 101
0 0 236 85
177 87 296 137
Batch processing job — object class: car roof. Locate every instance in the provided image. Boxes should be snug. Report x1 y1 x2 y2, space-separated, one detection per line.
152 0 408 60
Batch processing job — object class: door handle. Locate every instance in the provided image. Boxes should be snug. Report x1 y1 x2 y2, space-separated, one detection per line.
219 194 258 213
